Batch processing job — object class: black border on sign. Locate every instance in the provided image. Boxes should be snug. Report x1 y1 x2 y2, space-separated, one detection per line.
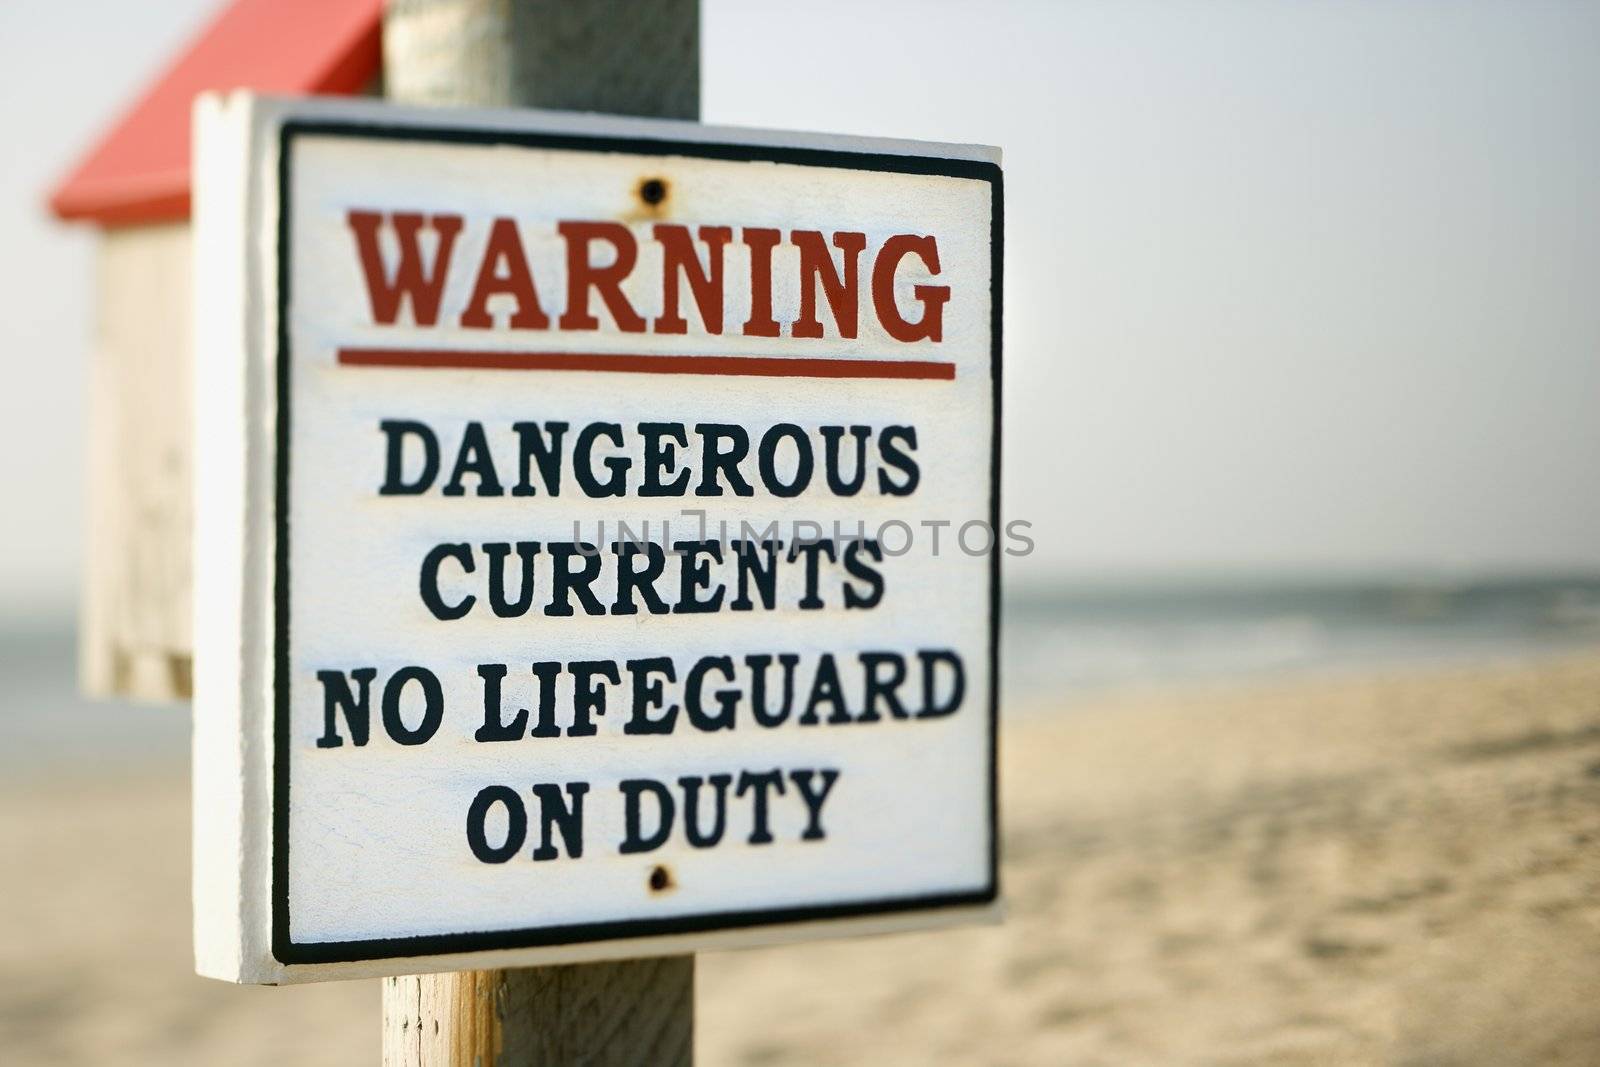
271 117 1004 965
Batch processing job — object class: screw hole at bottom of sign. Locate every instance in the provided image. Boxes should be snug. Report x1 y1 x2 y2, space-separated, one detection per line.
649 865 674 893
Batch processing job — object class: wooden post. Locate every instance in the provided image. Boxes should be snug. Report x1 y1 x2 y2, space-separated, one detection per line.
383 960 695 1066
378 2 698 1063
383 0 698 117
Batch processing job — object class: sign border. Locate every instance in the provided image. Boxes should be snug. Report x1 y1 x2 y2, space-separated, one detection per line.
270 118 1004 966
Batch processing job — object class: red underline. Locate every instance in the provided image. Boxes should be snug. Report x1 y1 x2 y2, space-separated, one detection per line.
335 348 957 381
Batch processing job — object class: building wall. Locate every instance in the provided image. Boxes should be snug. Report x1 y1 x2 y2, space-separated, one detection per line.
83 221 193 700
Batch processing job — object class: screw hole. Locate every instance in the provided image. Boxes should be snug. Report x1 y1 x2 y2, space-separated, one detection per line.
638 177 668 206
648 864 673 892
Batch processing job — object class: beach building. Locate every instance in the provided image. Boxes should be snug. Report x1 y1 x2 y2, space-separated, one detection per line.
48 0 383 699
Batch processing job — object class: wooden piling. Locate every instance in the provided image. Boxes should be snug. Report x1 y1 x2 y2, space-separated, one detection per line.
378 2 699 1062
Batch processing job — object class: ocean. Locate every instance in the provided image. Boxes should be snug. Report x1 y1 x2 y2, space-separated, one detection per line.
1003 575 1600 705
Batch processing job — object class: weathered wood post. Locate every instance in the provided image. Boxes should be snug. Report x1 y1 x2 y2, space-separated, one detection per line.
377 1 697 1063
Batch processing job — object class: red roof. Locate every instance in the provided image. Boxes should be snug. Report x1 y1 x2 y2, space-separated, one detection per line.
49 0 383 226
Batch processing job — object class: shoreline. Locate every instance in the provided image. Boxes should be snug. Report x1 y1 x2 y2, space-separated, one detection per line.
1005 641 1600 717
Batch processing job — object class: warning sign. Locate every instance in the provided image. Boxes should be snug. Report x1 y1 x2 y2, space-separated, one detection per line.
192 94 1002 983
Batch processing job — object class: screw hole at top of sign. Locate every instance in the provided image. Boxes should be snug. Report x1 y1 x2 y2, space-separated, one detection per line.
649 864 674 892
638 177 668 207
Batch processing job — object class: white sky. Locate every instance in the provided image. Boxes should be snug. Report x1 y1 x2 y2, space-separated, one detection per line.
2 0 1597 615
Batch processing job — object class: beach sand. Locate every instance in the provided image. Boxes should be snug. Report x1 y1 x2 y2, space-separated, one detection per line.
3 655 1598 1065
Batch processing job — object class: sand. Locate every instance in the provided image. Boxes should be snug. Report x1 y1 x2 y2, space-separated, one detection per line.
3 655 1598 1065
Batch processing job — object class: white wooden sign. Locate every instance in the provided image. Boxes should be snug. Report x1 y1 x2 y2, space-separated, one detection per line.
192 93 1002 983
